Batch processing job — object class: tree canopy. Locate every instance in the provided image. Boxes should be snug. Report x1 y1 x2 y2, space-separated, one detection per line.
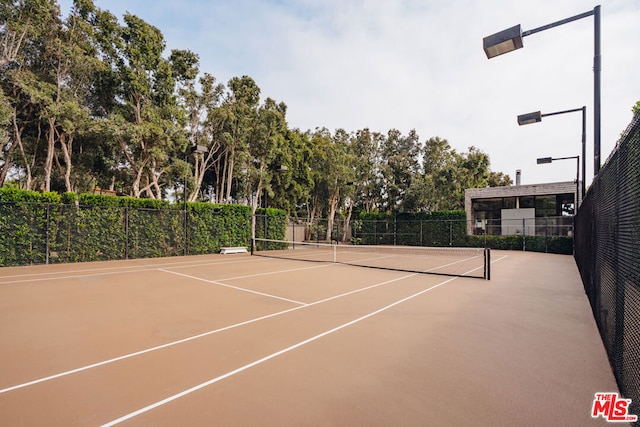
1 0 512 227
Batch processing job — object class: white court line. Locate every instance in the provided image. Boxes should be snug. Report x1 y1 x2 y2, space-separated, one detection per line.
213 263 333 282
0 272 417 395
101 274 459 426
0 258 257 285
158 269 308 306
0 256 508 396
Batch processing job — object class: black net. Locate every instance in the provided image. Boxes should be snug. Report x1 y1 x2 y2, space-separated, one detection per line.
575 112 640 423
252 237 490 279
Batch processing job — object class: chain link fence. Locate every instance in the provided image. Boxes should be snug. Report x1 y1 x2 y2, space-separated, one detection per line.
575 112 640 422
0 202 254 266
283 216 573 254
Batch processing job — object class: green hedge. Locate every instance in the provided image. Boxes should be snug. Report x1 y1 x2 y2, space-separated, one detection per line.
352 209 573 255
354 210 467 246
0 188 284 266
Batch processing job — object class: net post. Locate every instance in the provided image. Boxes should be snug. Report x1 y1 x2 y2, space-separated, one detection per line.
485 247 491 280
333 243 337 263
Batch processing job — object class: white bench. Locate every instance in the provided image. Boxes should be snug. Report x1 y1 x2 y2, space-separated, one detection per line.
220 246 248 254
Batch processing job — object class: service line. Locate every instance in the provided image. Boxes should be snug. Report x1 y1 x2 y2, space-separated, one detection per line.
101 274 457 426
0 271 417 395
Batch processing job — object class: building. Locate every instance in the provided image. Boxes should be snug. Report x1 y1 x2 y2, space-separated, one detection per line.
464 176 580 237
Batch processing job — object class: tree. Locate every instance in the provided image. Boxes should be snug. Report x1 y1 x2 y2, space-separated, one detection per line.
245 97 287 239
0 0 62 190
488 171 512 187
380 129 421 212
269 127 312 215
350 128 383 213
217 75 260 203
106 13 187 198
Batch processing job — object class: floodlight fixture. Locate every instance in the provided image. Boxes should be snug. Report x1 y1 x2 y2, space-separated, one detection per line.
517 111 542 126
484 6 601 176
483 25 523 59
537 155 580 208
537 157 553 164
517 106 586 200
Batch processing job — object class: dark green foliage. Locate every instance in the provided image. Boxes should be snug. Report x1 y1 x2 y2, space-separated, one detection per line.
0 188 284 266
188 203 252 254
354 210 467 246
255 208 287 240
353 209 572 255
467 235 573 255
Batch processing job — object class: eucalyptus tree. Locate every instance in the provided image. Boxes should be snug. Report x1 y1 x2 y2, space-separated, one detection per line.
269 127 313 215
49 0 105 192
350 128 383 213
170 49 227 202
379 129 421 212
105 13 188 198
217 76 260 203
306 128 355 241
487 171 512 187
420 136 455 211
0 0 62 189
306 128 330 233
245 97 287 239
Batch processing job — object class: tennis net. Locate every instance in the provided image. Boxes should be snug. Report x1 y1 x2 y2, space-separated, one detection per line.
252 238 490 280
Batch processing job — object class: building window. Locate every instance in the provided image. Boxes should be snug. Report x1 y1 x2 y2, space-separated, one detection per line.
535 195 557 217
519 196 535 209
503 197 516 209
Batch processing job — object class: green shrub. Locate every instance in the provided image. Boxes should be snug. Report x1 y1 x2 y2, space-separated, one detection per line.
0 188 285 266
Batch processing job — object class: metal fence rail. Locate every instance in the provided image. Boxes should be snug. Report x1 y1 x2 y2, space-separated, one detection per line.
0 203 253 266
575 112 640 421
283 216 573 254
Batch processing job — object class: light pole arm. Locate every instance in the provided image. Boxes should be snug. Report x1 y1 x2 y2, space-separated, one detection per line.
522 10 594 37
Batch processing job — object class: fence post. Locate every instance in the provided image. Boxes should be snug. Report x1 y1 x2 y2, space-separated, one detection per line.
393 213 397 246
522 218 526 251
545 217 548 253
125 206 129 260
374 220 377 244
183 204 187 256
45 203 50 265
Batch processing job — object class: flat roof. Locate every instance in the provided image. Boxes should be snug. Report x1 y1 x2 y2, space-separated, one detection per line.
465 181 579 199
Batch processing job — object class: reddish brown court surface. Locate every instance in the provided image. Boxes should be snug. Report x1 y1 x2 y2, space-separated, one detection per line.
0 250 628 426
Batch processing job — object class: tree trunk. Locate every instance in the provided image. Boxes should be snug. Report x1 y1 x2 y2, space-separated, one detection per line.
59 133 73 192
326 193 339 242
12 114 33 189
251 174 264 243
217 149 227 203
44 117 57 192
342 200 353 242
224 146 235 203
0 143 16 187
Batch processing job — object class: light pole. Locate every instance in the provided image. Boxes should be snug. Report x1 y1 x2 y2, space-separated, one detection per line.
484 5 601 176
537 155 580 211
517 106 586 201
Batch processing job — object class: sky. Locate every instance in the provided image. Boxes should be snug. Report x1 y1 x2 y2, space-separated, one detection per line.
58 0 640 187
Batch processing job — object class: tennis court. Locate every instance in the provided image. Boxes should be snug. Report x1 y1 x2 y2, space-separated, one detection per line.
0 250 624 426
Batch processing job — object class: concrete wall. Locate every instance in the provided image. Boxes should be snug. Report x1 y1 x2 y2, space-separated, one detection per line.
465 181 579 235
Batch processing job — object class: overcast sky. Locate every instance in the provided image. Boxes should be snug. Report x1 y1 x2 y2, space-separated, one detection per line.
58 0 640 187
